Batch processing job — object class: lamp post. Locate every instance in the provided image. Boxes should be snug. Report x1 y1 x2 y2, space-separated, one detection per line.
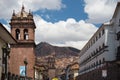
24 58 28 80
66 65 71 80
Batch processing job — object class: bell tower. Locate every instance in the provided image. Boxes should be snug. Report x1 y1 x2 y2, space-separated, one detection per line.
9 5 36 79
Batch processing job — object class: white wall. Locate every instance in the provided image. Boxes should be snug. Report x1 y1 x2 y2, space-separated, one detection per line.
79 24 118 74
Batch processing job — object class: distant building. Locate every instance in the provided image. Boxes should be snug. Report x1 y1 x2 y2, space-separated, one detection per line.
70 62 79 80
9 5 36 79
77 2 120 80
0 23 16 79
66 62 79 80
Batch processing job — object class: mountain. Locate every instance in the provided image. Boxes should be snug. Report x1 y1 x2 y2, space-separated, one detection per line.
35 42 80 57
35 42 80 70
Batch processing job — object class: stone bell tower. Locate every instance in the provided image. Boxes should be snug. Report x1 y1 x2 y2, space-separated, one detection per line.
9 5 36 79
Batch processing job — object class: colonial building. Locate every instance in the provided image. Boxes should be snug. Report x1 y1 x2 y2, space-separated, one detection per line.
0 23 16 80
9 6 36 79
66 62 79 80
77 2 120 80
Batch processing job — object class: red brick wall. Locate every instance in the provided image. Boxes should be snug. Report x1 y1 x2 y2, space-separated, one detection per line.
9 45 35 79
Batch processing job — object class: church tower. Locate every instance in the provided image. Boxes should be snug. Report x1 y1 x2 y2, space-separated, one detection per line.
9 6 36 79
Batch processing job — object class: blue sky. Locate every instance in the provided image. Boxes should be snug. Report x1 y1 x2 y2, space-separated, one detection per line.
0 0 119 49
0 0 87 24
35 0 87 23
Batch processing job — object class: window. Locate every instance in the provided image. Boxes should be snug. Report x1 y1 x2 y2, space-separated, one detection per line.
99 60 101 64
119 19 120 26
94 62 95 66
93 39 95 44
102 43 105 48
102 58 105 63
2 48 5 64
91 41 93 46
16 29 20 40
99 46 101 51
96 48 98 53
102 29 105 35
96 36 98 41
93 51 96 55
117 31 120 40
96 61 98 65
99 32 101 38
89 54 91 58
24 29 28 40
91 53 94 56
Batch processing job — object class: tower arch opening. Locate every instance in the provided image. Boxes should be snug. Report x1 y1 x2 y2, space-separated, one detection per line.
24 29 29 40
15 29 20 40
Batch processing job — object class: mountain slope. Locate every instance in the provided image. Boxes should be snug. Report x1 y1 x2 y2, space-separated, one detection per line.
35 42 80 57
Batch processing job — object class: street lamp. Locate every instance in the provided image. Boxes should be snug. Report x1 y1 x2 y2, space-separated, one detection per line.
66 65 71 80
24 58 28 80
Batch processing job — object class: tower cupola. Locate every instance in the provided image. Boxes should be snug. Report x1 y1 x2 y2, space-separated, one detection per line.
10 5 36 43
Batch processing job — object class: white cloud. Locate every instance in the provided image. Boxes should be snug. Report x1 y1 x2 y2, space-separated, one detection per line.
0 0 18 19
0 0 65 19
0 0 100 50
84 0 119 23
51 41 87 50
20 0 66 11
34 15 98 49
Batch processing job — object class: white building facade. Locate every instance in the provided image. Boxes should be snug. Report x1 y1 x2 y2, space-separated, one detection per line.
77 2 120 80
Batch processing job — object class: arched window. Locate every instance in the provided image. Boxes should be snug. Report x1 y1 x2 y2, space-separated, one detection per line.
24 29 28 40
16 29 20 40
